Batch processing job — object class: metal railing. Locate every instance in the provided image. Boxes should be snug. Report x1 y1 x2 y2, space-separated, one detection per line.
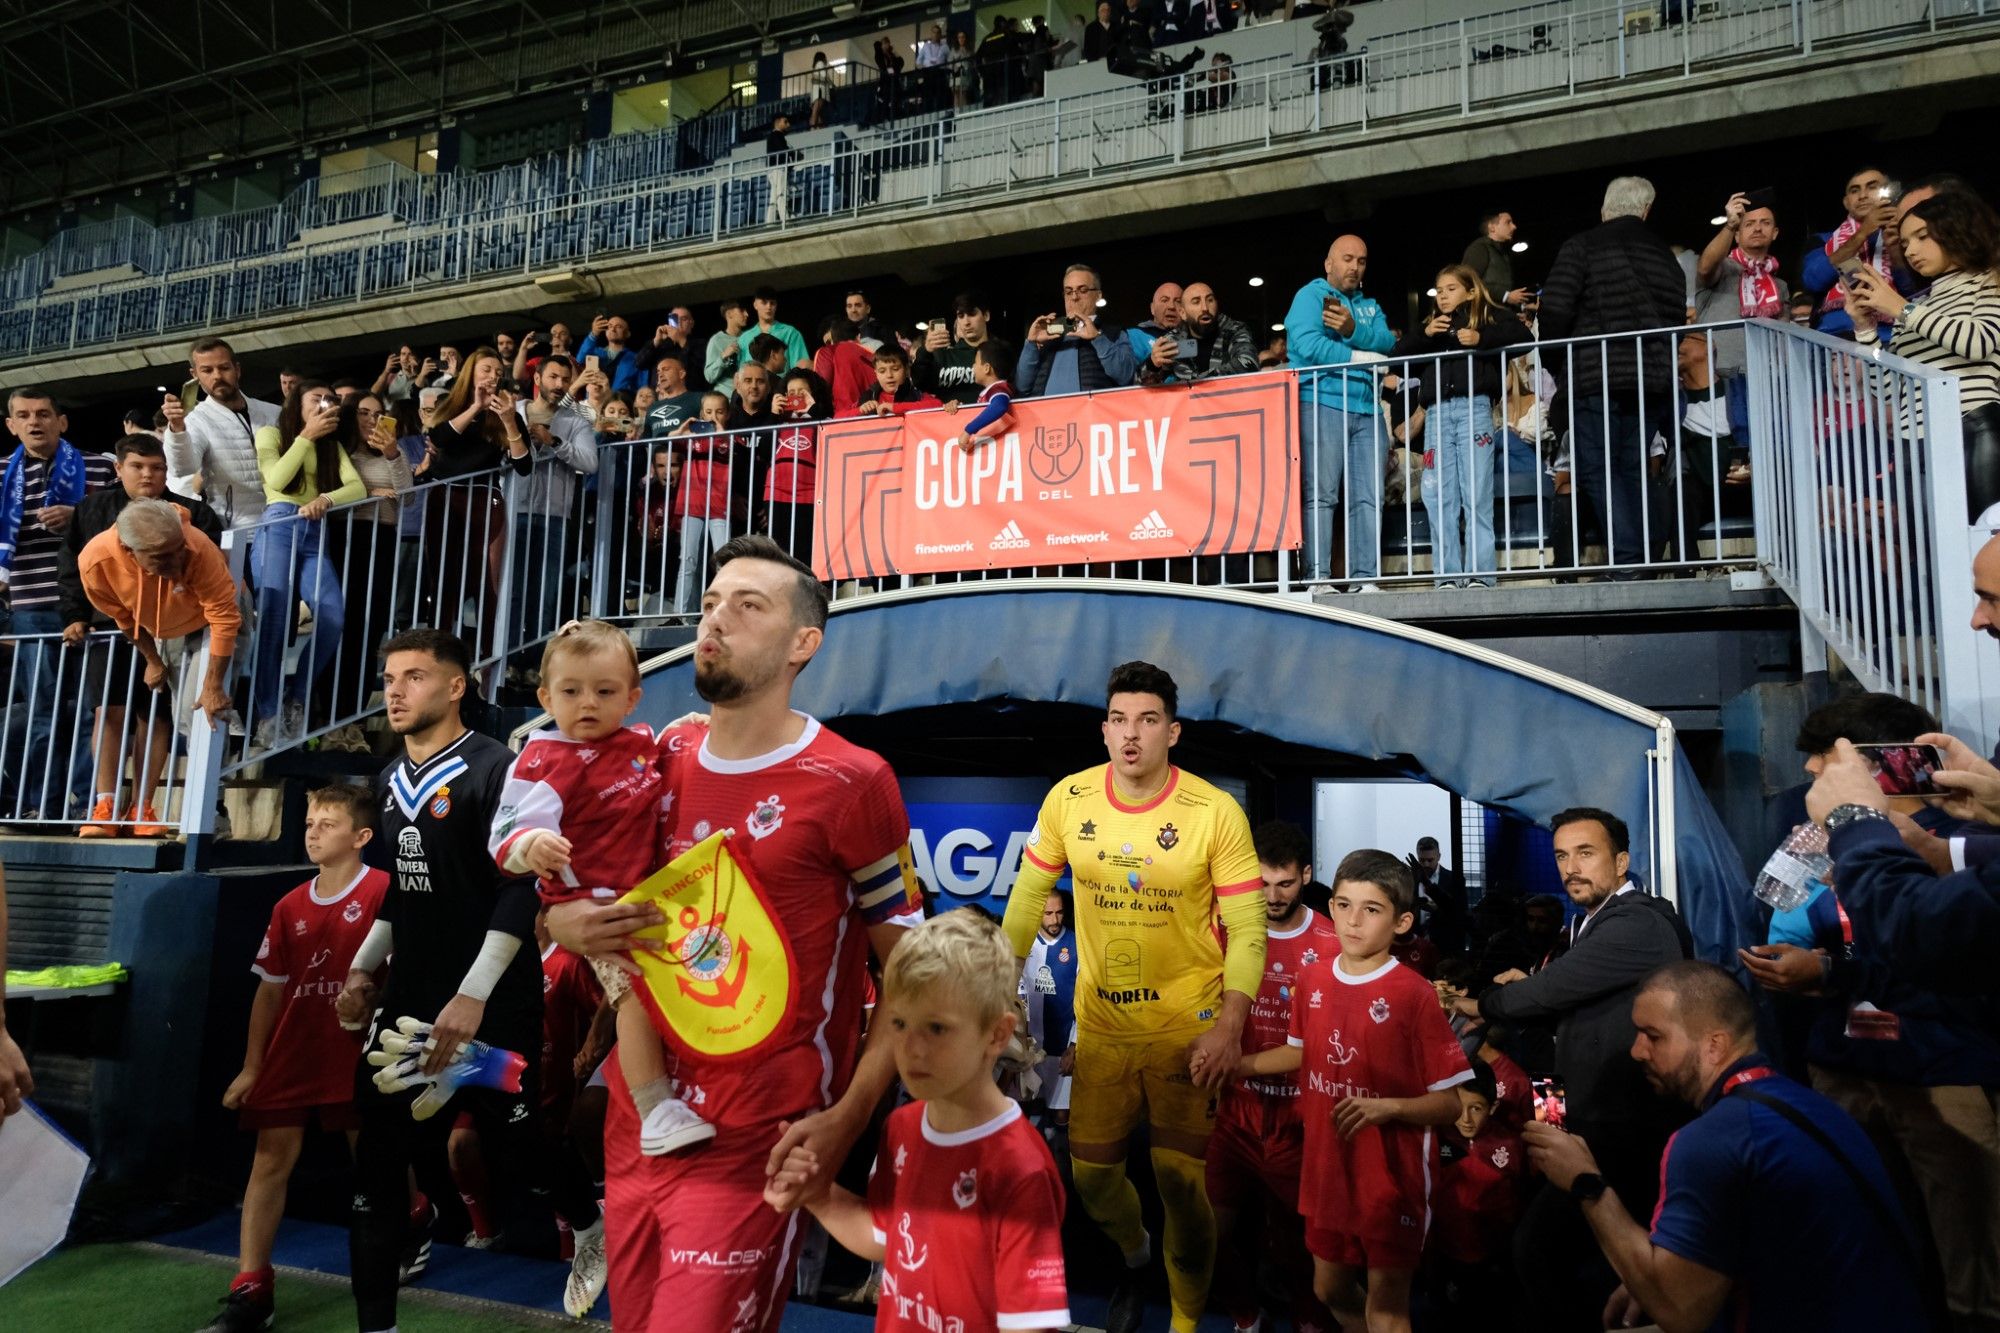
2 0 1993 362
1745 320 1993 743
2 319 1990 835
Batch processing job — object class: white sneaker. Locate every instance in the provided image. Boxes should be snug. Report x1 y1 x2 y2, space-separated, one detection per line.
640 1095 717 1155
1354 582 1382 593
565 1219 608 1318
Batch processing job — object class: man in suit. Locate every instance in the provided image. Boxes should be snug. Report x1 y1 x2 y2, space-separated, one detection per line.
1409 834 1469 955
1453 806 1691 1329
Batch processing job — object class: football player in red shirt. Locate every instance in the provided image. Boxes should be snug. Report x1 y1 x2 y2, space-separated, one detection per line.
1236 850 1472 1333
545 535 923 1333
766 908 1071 1333
205 785 387 1333
1208 821 1341 1333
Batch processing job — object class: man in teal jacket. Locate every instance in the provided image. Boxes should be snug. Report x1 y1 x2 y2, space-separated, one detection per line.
1286 235 1394 586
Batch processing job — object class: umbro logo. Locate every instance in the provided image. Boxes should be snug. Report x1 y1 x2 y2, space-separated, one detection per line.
1129 509 1174 541
989 519 1029 551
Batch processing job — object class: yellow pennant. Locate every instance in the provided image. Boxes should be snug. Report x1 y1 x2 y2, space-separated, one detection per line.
620 830 798 1062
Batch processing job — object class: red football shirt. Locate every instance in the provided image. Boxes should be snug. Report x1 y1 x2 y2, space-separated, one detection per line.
247 866 390 1110
653 715 921 1128
867 1101 1070 1333
1219 907 1341 1138
491 725 667 906
1433 1125 1527 1264
1288 955 1473 1243
540 943 605 1117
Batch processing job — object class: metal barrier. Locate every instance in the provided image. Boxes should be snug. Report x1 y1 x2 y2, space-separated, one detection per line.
3 319 1991 836
2 0 1993 361
1744 320 1992 742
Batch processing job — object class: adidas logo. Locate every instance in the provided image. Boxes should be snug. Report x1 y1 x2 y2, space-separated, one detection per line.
989 519 1030 550
1129 509 1174 541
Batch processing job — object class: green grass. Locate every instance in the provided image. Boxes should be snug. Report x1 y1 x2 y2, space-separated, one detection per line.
5 1243 598 1332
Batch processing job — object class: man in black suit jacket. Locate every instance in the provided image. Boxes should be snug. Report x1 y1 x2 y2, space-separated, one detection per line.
1455 806 1691 1329
1410 835 1469 955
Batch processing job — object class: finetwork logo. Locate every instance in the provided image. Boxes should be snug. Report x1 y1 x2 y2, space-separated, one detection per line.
990 519 1030 551
1129 509 1175 541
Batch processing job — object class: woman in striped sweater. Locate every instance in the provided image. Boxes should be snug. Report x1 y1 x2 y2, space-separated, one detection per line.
1848 190 2000 521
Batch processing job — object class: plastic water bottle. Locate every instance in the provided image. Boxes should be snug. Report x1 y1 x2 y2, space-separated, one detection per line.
1754 823 1831 913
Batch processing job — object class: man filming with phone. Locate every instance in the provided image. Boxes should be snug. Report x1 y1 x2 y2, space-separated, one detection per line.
1017 262 1138 395
1694 191 1787 446
1138 282 1258 385
506 356 600 641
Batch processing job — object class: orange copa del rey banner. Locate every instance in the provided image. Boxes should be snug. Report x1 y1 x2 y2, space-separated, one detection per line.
811 372 1300 580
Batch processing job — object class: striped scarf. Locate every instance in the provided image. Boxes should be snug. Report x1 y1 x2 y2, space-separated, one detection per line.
0 438 86 584
1733 247 1782 319
1820 221 1893 315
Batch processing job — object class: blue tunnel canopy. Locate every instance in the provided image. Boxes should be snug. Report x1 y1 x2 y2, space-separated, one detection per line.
625 580 1755 961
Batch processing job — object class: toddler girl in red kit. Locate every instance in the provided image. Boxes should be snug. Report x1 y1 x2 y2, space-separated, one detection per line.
765 908 1071 1333
489 620 712 1158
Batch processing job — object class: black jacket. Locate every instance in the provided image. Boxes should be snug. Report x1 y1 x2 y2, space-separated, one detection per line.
1390 306 1533 401
58 485 224 628
1537 215 1686 399
1479 889 1691 1165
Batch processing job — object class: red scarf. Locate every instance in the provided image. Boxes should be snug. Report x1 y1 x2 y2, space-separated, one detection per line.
1733 247 1781 319
1820 221 1893 315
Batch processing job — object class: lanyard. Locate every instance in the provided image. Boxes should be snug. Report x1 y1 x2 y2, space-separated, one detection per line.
1719 1066 1776 1098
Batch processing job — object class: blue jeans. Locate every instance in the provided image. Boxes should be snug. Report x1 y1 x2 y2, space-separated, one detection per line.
1570 396 1662 572
1723 372 1751 446
250 503 344 727
1419 395 1497 585
510 514 568 644
3 605 90 815
1302 395 1386 581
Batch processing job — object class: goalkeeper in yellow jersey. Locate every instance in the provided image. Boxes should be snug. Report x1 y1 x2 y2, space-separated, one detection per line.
1002 660 1267 1333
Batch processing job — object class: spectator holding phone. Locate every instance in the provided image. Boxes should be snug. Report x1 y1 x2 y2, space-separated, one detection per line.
1286 234 1395 587
248 382 365 750
913 290 994 405
1693 192 1787 446
1526 962 1922 1333
1124 282 1184 368
1137 281 1258 386
1803 168 1904 339
1392 264 1532 586
321 394 411 743
1847 190 2000 522
766 368 830 563
670 391 736 612
419 349 517 656
706 298 752 390
509 356 601 642
577 314 648 395
1017 264 1137 395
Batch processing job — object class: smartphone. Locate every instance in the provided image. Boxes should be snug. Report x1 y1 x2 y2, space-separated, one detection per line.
665 314 680 330
586 355 601 372
1175 334 1198 359
1323 295 1340 314
1743 185 1777 211
1837 257 1870 289
1853 743 1945 797
1046 318 1070 338
1531 1077 1567 1128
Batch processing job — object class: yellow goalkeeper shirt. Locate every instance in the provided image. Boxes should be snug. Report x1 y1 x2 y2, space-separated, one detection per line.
1003 764 1266 1041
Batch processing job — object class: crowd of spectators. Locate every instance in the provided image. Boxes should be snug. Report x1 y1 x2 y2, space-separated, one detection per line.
4 164 1999 831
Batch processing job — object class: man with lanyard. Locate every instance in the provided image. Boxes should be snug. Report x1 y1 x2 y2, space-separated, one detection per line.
546 535 923 1333
1 385 114 822
1525 961 1921 1332
335 629 604 1332
1208 820 1339 1333
160 336 280 527
1001 660 1267 1333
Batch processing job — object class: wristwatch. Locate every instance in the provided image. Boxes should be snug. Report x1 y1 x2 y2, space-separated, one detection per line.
1824 803 1890 836
1569 1172 1608 1204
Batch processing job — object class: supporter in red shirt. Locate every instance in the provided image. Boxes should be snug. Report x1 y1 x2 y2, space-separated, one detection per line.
812 315 879 418
1428 1060 1529 1322
767 908 1071 1333
766 367 830 565
858 344 943 417
1237 849 1472 1333
210 784 388 1333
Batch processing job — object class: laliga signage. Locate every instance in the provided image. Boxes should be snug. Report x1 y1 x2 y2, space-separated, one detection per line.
901 777 1066 915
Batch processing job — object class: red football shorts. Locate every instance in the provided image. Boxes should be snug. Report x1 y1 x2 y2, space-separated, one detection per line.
238 1102 360 1133
1205 1112 1305 1213
602 1080 805 1333
1306 1223 1424 1273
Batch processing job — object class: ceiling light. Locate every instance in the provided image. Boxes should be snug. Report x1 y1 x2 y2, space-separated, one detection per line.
1095 297 1107 308
1426 287 1438 297
1248 276 1264 287
914 320 929 330
1710 215 1727 226
1270 322 1284 332
423 148 438 160
1510 241 1528 253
